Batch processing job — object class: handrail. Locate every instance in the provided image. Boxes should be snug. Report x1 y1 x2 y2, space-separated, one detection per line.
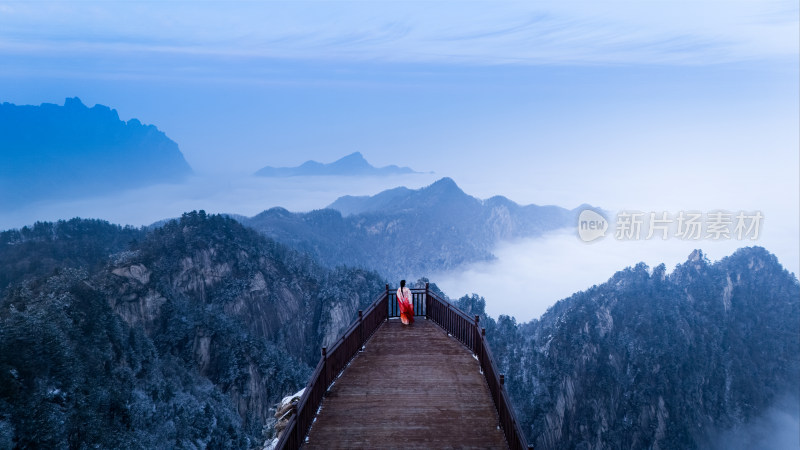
426 287 530 450
386 284 427 318
275 290 388 449
275 283 530 450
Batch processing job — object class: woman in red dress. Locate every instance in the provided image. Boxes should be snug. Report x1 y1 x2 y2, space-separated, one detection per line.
396 280 414 325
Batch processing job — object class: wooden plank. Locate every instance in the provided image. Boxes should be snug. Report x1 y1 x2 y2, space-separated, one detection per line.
304 319 508 449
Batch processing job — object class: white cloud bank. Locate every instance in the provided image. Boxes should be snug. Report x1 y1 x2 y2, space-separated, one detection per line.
0 173 440 231
434 225 799 322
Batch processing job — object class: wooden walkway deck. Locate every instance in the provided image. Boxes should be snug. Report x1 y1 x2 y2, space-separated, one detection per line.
304 318 509 449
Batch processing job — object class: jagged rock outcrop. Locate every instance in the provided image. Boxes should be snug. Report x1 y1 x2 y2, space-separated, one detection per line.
0 97 192 208
275 389 305 437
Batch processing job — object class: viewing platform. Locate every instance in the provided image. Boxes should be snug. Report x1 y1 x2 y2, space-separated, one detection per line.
305 319 507 448
275 284 530 450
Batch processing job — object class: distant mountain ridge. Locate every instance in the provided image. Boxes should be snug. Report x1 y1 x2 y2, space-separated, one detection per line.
327 176 470 216
254 152 421 177
244 178 588 279
328 176 575 220
0 97 192 208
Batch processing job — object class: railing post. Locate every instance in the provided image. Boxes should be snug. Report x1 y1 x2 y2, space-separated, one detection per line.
481 327 486 358
446 302 451 333
321 347 328 386
425 282 430 319
474 315 480 353
358 310 364 350
500 374 505 385
385 283 390 320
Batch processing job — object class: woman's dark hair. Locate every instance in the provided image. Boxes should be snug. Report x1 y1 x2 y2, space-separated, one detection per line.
400 280 406 288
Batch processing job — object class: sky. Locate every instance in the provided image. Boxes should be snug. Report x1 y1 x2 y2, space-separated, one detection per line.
1 1 798 320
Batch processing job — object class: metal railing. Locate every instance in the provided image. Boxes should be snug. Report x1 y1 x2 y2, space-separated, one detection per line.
386 284 427 318
275 283 530 450
426 287 530 450
274 291 388 449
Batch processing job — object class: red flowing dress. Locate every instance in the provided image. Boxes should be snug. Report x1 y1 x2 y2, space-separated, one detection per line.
396 287 414 325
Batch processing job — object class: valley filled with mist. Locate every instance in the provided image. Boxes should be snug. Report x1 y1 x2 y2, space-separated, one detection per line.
1 115 798 447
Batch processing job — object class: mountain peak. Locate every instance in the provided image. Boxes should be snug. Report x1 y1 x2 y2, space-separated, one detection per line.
331 152 371 169
327 177 480 216
428 177 459 189
255 152 419 177
340 151 365 161
688 249 705 263
419 177 468 199
64 97 85 109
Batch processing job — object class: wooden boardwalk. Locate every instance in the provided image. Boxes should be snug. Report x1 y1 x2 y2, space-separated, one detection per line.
304 318 509 449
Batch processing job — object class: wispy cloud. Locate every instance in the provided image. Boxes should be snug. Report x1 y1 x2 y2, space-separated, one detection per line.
0 0 796 81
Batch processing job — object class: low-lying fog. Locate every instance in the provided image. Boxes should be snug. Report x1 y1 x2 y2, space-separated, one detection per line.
0 173 441 230
3 173 796 326
433 225 799 323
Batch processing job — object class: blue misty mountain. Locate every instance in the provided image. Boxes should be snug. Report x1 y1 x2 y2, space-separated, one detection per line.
457 247 800 449
254 152 421 177
244 177 588 279
328 176 571 221
327 176 467 215
0 97 192 208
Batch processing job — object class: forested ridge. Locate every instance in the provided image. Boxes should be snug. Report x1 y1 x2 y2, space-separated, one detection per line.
0 212 384 448
452 247 799 449
1 212 796 449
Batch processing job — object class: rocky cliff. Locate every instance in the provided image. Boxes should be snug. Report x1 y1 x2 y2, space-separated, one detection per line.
455 247 800 449
0 212 385 447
